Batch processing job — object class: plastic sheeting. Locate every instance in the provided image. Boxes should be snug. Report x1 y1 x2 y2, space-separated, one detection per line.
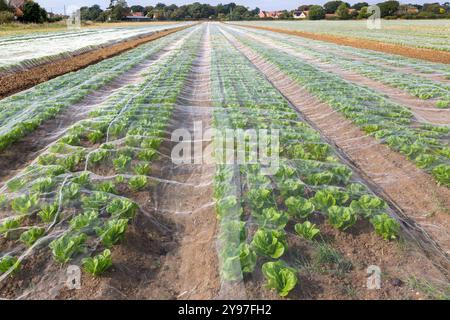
0 23 193 74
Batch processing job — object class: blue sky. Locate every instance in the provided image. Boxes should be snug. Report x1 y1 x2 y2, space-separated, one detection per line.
35 1 433 14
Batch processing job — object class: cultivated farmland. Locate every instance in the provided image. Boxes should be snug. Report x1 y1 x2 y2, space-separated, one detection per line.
0 21 449 300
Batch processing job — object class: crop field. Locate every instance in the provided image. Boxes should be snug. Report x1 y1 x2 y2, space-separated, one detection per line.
0 22 449 301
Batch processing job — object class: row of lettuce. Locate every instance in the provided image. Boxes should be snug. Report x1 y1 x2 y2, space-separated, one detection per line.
0 24 191 75
232 26 450 109
210 26 400 298
0 27 202 280
227 28 450 188
0 26 191 152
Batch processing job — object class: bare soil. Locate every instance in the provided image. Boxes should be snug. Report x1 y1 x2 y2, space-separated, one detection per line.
0 25 192 100
235 24 450 65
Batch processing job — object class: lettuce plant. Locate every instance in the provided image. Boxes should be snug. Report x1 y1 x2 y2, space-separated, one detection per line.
82 249 113 276
88 149 108 164
31 177 55 193
295 221 320 240
251 228 287 259
246 188 274 212
432 164 450 187
138 149 157 161
350 195 387 218
278 179 304 199
50 233 87 263
69 210 99 231
20 227 45 247
313 190 336 211
11 193 39 215
275 164 296 180
133 163 152 175
262 260 298 297
6 177 26 192
285 196 315 219
0 216 23 237
87 130 104 144
220 243 256 281
62 183 81 201
370 213 400 240
82 192 109 210
95 181 118 195
216 195 242 220
219 220 246 245
106 198 138 219
38 203 59 223
72 172 91 186
113 154 132 172
327 206 357 230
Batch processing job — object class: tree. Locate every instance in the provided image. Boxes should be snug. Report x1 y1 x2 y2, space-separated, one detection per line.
22 1 48 23
423 3 444 14
352 2 369 10
377 1 400 17
336 2 351 19
308 5 326 20
110 3 128 21
323 1 345 14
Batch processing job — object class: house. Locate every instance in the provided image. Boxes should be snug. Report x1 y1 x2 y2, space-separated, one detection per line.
258 11 283 19
7 0 26 18
293 10 308 19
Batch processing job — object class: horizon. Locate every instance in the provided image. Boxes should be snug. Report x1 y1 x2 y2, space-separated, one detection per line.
35 0 439 14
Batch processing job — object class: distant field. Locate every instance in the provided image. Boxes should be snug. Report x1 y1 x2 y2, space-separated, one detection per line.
229 20 450 52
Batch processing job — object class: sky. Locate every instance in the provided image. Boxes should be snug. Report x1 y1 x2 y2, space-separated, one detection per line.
35 1 434 14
